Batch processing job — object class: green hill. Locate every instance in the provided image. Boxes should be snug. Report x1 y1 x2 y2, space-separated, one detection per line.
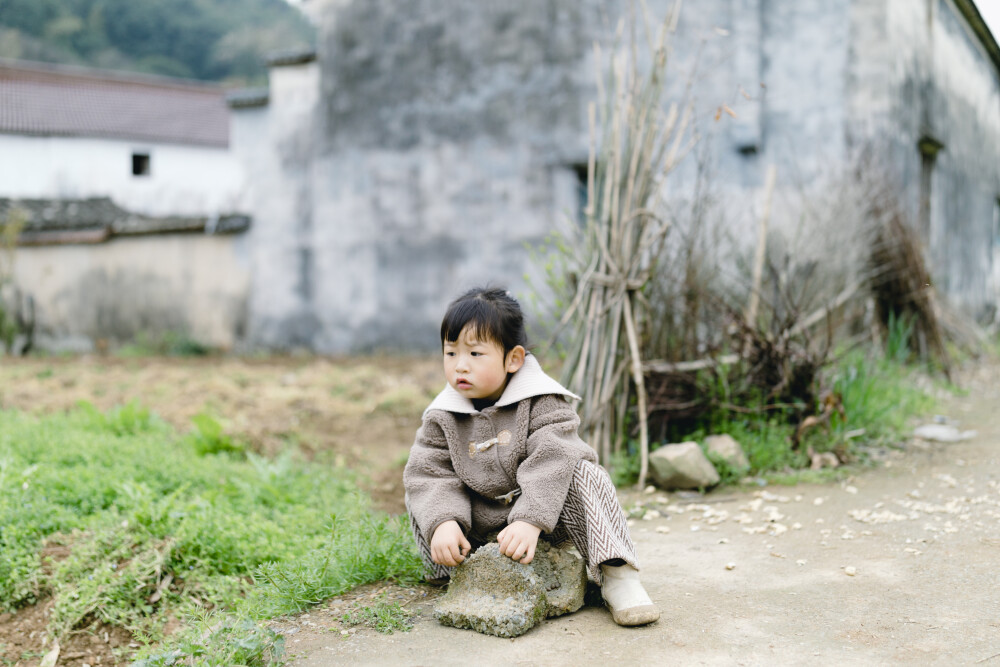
0 0 314 85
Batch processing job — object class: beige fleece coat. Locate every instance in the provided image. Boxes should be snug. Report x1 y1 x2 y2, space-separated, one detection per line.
403 354 598 543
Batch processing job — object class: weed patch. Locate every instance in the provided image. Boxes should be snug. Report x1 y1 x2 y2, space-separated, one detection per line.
339 596 414 634
0 403 425 661
613 350 939 486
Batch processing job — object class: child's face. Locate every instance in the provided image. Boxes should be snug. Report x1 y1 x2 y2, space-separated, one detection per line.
443 325 523 403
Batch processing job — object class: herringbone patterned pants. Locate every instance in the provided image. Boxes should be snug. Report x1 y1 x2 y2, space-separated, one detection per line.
408 460 639 584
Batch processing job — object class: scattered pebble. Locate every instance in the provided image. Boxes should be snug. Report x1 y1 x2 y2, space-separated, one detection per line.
725 562 736 570
655 525 671 534
844 566 857 576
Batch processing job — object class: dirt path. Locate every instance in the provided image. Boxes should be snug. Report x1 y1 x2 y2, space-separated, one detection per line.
280 362 1000 666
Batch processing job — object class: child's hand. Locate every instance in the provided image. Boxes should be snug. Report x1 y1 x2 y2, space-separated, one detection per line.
430 520 472 567
497 521 542 564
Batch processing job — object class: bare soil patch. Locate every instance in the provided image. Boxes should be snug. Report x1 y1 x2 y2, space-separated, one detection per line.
0 600 134 666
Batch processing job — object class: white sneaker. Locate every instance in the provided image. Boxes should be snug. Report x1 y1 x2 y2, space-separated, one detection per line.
600 563 660 626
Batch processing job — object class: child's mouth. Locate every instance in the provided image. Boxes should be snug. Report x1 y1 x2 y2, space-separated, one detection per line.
456 379 472 389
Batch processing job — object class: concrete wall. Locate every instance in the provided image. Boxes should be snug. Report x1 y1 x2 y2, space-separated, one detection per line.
0 135 245 218
232 59 324 349
12 233 251 351
861 0 1000 316
233 1 598 352
233 0 1000 352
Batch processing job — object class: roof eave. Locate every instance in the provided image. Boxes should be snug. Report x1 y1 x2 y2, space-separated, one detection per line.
953 0 1000 76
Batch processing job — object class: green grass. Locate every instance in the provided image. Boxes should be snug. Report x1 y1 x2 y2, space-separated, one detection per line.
0 403 425 664
339 597 414 634
115 331 213 357
612 344 940 487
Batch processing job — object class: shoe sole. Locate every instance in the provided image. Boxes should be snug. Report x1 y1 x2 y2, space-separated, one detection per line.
609 603 660 626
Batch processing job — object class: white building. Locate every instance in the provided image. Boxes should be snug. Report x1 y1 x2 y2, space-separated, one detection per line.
0 58 244 216
0 59 251 351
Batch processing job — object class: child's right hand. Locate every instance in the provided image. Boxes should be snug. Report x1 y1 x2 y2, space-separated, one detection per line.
430 520 472 567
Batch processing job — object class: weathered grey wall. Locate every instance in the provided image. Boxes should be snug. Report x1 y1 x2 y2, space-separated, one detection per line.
848 0 1000 316
308 0 599 351
14 235 250 351
235 0 1000 352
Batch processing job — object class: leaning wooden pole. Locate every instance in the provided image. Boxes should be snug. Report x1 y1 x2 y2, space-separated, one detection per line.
746 165 776 327
622 293 651 489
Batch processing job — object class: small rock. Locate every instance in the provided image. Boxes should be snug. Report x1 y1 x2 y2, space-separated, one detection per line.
655 526 671 534
913 424 977 442
649 442 721 490
844 566 857 576
725 562 736 570
810 452 840 470
704 434 750 471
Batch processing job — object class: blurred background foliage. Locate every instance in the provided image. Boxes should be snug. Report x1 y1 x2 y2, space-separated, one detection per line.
0 0 314 84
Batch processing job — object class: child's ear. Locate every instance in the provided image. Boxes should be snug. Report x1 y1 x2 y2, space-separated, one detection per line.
505 346 526 373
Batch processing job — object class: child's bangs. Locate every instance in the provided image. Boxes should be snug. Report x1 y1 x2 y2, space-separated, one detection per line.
440 299 504 348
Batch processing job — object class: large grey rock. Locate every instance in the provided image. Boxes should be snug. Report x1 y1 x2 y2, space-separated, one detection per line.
433 539 587 637
649 441 721 490
704 434 750 472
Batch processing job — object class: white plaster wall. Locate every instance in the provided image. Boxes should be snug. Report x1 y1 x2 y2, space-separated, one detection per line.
232 60 322 349
0 134 246 217
12 233 250 349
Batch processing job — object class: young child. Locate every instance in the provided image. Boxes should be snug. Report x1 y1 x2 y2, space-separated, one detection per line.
403 286 659 626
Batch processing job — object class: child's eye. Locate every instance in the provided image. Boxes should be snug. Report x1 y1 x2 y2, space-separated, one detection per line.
444 351 455 357
471 351 482 356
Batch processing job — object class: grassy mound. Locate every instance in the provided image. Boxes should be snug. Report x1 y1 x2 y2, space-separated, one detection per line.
0 402 424 664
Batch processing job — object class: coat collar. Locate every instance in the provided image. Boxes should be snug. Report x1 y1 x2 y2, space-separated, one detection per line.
424 353 580 415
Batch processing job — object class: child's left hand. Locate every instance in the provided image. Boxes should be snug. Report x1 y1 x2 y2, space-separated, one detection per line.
497 521 542 564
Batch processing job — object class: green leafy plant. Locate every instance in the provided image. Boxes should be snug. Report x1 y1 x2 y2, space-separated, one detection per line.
188 412 245 457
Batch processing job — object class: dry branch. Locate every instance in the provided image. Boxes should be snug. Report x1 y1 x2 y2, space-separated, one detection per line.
552 3 692 488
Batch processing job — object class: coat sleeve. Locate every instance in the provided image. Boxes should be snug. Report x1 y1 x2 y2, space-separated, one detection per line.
403 414 472 543
506 394 598 533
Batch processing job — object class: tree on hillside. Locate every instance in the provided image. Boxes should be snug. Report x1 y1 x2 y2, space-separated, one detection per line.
0 0 313 84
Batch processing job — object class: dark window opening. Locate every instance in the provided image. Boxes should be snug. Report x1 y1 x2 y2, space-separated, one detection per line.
917 136 943 241
571 162 589 224
132 153 150 177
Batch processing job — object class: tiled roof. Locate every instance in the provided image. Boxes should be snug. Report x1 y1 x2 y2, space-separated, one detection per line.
0 59 229 147
0 197 250 244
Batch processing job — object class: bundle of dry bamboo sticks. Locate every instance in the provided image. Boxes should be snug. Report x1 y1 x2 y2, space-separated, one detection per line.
554 2 693 489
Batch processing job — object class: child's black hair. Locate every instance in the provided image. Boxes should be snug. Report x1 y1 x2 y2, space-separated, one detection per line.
440 286 527 355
